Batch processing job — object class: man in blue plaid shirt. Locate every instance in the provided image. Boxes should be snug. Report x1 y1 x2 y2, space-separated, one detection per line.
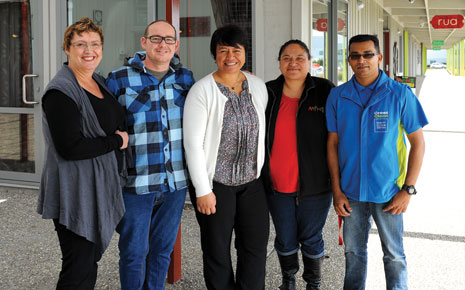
106 20 194 290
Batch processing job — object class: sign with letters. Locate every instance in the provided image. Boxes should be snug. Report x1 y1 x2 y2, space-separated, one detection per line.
430 15 464 29
432 40 444 46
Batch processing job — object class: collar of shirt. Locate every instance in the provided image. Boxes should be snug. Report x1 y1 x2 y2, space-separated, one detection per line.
353 70 382 107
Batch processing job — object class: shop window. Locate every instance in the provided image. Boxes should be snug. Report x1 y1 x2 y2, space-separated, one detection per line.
0 1 35 173
311 0 328 79
180 0 252 80
0 1 33 108
337 0 348 84
67 0 148 76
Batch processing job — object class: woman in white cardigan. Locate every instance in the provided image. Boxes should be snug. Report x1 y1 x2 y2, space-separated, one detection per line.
183 25 269 290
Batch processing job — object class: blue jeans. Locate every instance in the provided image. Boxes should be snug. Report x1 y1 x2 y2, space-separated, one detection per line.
343 199 408 290
116 189 186 290
267 192 332 258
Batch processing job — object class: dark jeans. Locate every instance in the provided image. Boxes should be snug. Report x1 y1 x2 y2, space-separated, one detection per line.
53 219 103 290
189 179 270 290
267 192 332 258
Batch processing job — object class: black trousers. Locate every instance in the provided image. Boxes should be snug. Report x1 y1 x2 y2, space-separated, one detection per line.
53 219 103 290
189 179 270 290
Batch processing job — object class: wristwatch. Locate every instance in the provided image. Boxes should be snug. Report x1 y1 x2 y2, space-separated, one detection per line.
401 184 417 195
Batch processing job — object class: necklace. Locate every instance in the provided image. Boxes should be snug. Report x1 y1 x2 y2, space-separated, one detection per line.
230 77 243 90
215 72 244 91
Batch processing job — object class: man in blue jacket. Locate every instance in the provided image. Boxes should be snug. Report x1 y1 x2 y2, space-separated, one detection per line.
106 20 194 290
326 34 428 290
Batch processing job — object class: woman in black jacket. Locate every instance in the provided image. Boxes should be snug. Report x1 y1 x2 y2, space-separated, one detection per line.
262 40 334 290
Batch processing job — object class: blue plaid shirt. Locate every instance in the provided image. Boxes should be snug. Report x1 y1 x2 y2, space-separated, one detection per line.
106 52 195 194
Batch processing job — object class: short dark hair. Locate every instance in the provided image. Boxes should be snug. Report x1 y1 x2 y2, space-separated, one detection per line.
349 34 380 53
210 25 247 59
144 20 177 38
278 39 311 60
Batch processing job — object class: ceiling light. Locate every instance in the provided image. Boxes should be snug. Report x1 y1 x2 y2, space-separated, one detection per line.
357 1 365 10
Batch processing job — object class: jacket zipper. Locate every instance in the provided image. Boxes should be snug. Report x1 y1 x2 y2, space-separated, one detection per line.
294 88 307 206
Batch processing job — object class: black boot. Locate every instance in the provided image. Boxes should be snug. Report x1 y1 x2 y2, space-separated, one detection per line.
302 255 323 290
277 253 299 290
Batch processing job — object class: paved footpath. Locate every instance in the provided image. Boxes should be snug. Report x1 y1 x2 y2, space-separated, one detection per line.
0 186 345 290
1 69 464 289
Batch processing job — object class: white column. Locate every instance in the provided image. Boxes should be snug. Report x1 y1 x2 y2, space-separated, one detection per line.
291 0 310 45
253 0 265 78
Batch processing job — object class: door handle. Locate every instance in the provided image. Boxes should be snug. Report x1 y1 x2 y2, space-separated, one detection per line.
22 74 39 105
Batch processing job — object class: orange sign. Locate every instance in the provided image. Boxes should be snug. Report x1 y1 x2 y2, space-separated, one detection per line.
316 18 346 32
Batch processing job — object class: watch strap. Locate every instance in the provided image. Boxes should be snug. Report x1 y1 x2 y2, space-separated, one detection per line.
402 184 417 195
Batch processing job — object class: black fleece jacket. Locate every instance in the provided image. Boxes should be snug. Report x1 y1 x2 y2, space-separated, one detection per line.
262 73 335 200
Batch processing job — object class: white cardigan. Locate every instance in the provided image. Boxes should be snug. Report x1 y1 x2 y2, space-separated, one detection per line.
183 72 268 197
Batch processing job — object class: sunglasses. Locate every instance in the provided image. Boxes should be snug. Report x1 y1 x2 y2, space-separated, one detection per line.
348 53 379 60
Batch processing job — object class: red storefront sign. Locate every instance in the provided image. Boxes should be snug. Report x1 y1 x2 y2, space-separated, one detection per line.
430 15 464 29
316 18 346 32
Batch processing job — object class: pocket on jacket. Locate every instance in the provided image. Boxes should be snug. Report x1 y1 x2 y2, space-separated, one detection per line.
123 87 152 114
172 83 189 108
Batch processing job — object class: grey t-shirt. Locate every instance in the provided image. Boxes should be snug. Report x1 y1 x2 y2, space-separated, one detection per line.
146 68 168 81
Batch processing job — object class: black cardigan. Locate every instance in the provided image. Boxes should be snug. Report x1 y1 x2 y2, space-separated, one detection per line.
42 85 126 171
262 73 335 200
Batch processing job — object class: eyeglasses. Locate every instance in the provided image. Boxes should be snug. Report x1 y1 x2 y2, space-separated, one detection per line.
145 35 176 45
348 53 378 60
70 42 102 50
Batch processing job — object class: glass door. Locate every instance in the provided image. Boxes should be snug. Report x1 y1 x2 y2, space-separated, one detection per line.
67 0 151 77
0 0 44 185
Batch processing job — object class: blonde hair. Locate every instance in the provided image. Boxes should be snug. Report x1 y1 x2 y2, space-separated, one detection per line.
62 17 104 51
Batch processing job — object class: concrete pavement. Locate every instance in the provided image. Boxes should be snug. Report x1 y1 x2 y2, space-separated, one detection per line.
1 68 464 289
0 186 345 290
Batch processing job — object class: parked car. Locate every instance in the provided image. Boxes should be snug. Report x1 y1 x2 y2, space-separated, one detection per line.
430 62 446 69
311 66 324 77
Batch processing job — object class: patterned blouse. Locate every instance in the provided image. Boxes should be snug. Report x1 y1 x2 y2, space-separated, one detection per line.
213 80 259 186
